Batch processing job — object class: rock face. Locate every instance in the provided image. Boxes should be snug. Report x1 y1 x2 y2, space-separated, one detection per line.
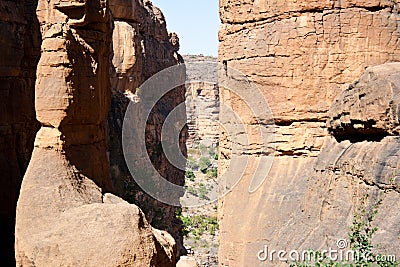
108 0 187 256
0 0 41 264
15 0 177 266
184 55 219 146
220 0 400 122
218 1 400 266
305 63 400 256
328 63 400 141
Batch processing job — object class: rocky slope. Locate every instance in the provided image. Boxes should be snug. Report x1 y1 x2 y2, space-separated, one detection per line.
218 0 400 265
0 1 41 264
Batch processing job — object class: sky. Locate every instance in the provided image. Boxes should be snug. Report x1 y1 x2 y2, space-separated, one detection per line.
151 0 220 56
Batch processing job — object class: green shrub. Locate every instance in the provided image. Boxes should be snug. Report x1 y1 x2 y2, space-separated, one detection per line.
185 170 195 182
347 196 384 267
199 157 211 173
186 186 198 197
198 143 208 154
206 167 218 179
290 195 400 267
176 212 219 238
198 184 209 200
206 146 219 160
187 159 199 170
213 152 218 160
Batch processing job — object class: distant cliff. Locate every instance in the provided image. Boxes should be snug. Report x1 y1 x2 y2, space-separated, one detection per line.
184 55 219 146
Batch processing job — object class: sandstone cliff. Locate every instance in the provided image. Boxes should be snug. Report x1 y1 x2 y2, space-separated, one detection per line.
218 1 400 265
0 0 40 264
13 0 185 265
108 0 187 255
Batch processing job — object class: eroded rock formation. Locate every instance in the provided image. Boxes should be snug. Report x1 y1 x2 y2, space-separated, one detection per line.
15 0 177 265
0 0 40 264
108 0 187 256
328 63 400 141
305 62 400 256
218 1 400 265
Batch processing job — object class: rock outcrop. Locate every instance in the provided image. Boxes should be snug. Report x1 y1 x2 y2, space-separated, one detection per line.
0 0 41 264
15 0 177 265
218 1 400 266
328 63 400 141
304 62 400 256
108 0 187 256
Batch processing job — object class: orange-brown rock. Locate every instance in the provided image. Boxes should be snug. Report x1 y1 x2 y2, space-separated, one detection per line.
328 62 400 141
15 0 176 265
220 1 400 123
0 0 40 264
218 1 400 266
108 0 187 256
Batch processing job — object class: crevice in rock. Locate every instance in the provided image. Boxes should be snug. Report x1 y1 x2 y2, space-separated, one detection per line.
359 5 387 13
275 118 325 126
277 150 307 156
113 17 141 24
223 8 328 26
55 4 86 21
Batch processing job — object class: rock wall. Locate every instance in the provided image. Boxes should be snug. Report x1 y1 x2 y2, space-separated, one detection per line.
15 0 179 265
218 1 400 265
108 0 187 256
0 0 41 264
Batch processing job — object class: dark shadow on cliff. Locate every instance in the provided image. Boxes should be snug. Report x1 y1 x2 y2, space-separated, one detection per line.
107 55 188 257
0 0 41 265
55 14 113 193
107 75 188 256
330 126 388 143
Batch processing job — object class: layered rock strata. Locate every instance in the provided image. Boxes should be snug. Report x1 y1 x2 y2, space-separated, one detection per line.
184 55 219 146
15 0 176 265
218 1 400 265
